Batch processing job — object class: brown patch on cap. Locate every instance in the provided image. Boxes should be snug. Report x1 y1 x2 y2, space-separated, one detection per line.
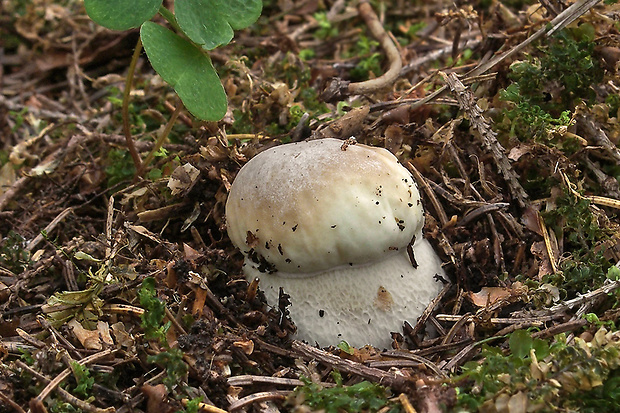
245 231 259 248
374 286 394 312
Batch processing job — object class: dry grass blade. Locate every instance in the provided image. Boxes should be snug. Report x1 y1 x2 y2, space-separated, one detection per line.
562 170 620 209
537 211 559 274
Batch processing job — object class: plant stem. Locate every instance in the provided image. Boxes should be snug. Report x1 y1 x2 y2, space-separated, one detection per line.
123 37 144 177
158 5 182 33
140 103 183 175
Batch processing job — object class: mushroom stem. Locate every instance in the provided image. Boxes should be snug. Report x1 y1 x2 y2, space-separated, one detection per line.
245 239 443 348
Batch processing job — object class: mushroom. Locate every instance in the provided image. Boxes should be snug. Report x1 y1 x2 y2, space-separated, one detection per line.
225 138 445 348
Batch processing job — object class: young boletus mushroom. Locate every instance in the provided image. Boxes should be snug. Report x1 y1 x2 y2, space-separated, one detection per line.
226 138 445 348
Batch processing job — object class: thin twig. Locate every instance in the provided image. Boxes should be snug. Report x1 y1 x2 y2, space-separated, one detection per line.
441 335 505 372
408 162 449 226
122 38 144 175
531 319 588 340
22 349 115 413
17 361 114 413
0 176 28 213
140 103 183 175
409 283 451 341
436 314 561 324
400 38 482 76
0 387 27 413
469 0 602 77
548 279 620 313
26 207 73 251
378 352 447 379
578 114 620 164
457 202 510 227
227 375 305 387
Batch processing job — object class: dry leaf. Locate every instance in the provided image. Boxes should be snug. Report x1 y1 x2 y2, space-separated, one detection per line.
183 243 202 262
507 144 534 162
0 163 16 198
69 319 102 350
200 136 228 162
233 340 254 355
141 384 174 413
507 391 527 413
110 322 135 349
168 163 200 196
0 281 9 302
97 321 114 346
192 286 208 317
522 206 543 236
467 287 513 307
374 286 394 311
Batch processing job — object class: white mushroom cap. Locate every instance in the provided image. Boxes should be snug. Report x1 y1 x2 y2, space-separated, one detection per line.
226 138 445 348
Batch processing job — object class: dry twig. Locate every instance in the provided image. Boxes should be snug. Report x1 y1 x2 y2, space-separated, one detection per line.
442 72 529 207
323 1 402 100
291 340 411 392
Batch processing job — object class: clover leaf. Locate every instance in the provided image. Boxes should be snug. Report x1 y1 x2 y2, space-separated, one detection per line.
175 0 263 50
140 22 227 121
84 0 162 31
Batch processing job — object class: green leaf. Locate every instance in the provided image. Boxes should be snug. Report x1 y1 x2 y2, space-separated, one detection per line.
532 338 550 359
140 22 227 121
337 340 354 355
84 0 162 31
509 330 533 359
73 251 102 262
175 0 262 50
607 265 620 280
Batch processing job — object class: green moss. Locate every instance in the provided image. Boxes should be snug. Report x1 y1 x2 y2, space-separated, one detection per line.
70 361 94 399
606 93 620 118
345 35 382 82
455 328 620 411
498 28 603 147
292 371 401 413
541 191 614 294
138 277 169 342
105 149 136 187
